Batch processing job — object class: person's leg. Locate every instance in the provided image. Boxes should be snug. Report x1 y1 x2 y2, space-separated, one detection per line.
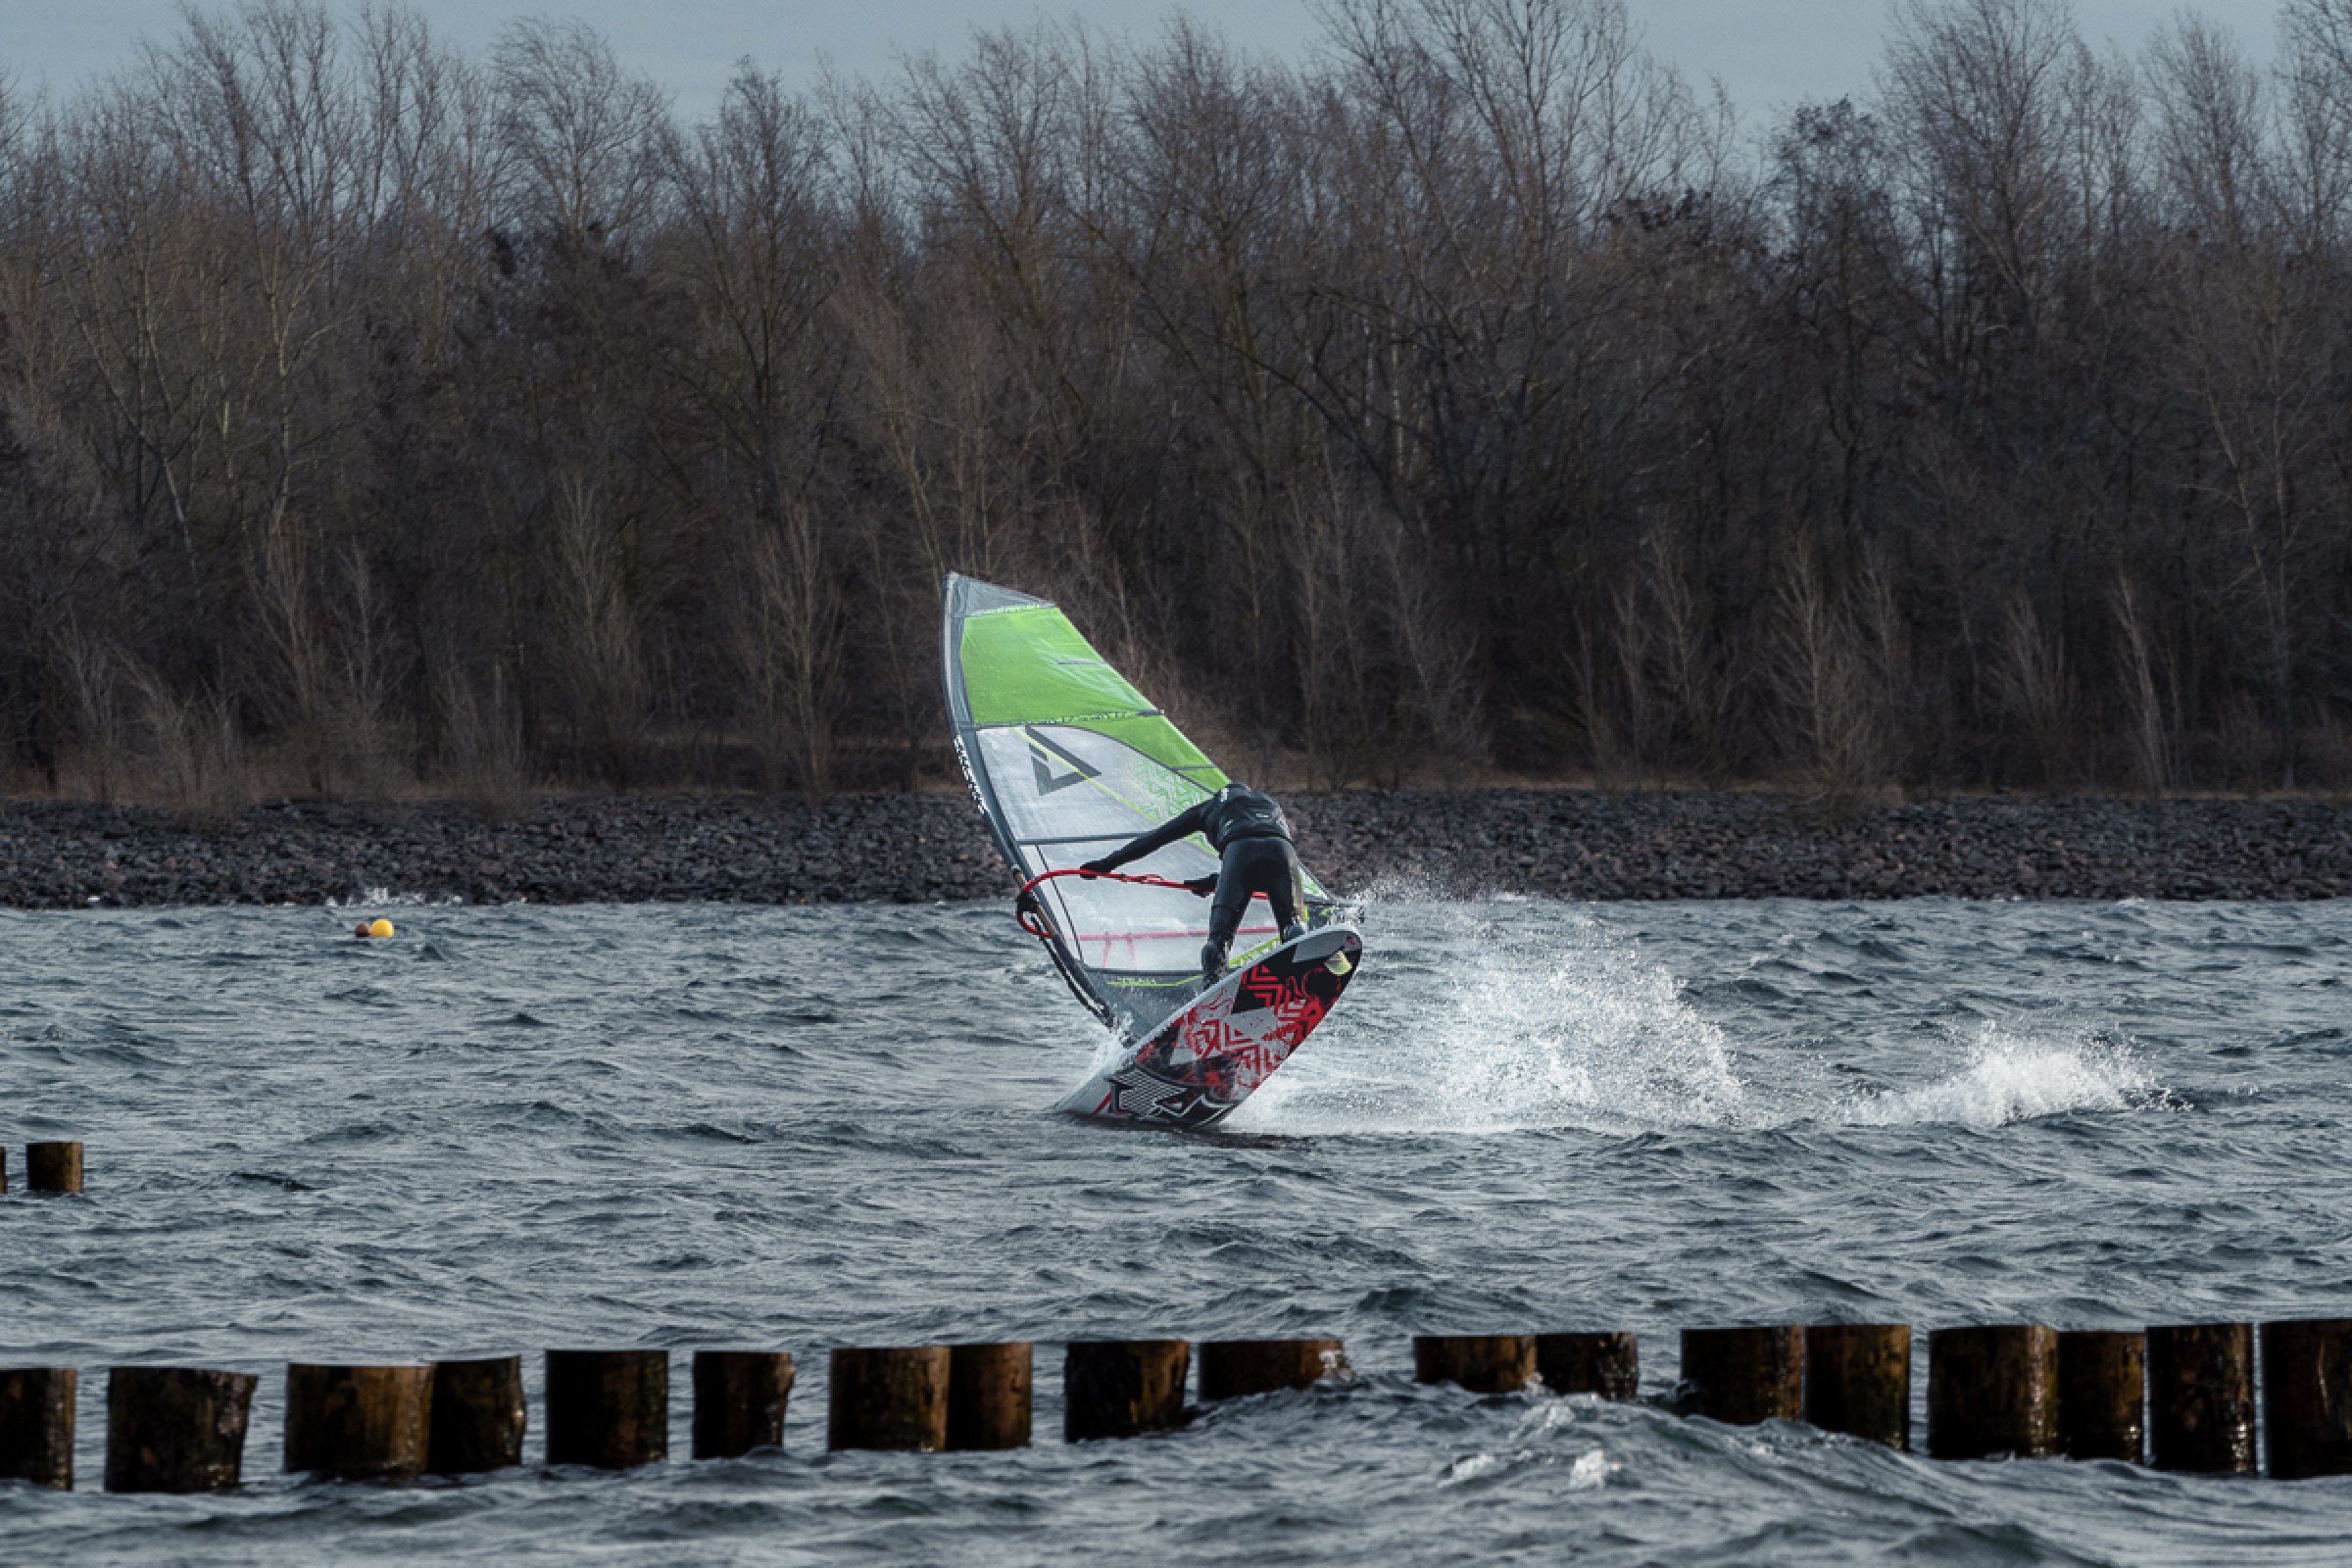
1266 842 1307 942
1202 848 1251 982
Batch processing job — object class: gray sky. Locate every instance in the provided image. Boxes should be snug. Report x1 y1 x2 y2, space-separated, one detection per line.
3 0 2284 126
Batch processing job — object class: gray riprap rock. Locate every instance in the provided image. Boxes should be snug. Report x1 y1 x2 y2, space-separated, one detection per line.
2 789 2350 906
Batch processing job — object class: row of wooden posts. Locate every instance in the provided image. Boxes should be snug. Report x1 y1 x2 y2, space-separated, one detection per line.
5 1321 2351 1492
1 1142 84 1195
1423 1322 2352 1479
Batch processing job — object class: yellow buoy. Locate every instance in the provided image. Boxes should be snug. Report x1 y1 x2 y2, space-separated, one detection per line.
359 917 395 939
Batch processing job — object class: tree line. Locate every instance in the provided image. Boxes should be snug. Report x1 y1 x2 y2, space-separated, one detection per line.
2 0 2349 808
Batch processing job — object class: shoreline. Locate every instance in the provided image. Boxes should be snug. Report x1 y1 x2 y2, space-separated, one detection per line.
4 788 2350 909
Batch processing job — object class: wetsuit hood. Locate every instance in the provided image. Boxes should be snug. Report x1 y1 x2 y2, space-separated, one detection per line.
1199 783 1292 850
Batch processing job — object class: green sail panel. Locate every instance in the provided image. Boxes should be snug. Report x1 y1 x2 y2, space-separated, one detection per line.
940 573 1336 1039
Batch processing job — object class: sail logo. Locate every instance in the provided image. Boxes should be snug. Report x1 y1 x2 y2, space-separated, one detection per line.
1025 727 1101 795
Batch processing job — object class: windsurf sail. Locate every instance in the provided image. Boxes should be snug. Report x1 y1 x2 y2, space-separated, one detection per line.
941 573 1341 1040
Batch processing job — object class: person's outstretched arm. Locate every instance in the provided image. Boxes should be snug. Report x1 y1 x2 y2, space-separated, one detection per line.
1081 799 1210 874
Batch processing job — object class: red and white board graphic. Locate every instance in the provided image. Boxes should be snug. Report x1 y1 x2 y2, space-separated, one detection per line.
1055 927 1364 1130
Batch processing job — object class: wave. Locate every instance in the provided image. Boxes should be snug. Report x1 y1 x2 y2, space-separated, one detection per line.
1836 1024 2175 1129
326 888 469 908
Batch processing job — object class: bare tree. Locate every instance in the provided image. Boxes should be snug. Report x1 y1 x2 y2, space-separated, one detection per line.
1991 588 2075 785
492 18 669 251
548 471 648 783
2148 14 2264 244
1772 545 1901 810
1881 0 2079 363
2111 572 2172 795
730 497 843 802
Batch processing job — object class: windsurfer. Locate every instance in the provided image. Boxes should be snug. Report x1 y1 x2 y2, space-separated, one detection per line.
1080 782 1308 983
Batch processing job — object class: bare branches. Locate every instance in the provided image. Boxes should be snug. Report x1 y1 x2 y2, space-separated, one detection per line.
2147 14 2263 244
492 17 669 250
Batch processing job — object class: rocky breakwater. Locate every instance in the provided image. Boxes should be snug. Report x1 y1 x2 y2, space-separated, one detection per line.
1288 790 2352 902
2 789 2349 909
0 795 1008 908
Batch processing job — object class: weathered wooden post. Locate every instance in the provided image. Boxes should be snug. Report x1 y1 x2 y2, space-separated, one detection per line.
105 1367 258 1493
2056 1330 2144 1463
25 1142 82 1194
426 1356 526 1474
1198 1339 1348 1402
1534 1332 1639 1401
1927 1326 2056 1460
1064 1340 1190 1442
2262 1318 2352 1480
1678 1327 1803 1425
691 1350 796 1459
0 1368 75 1490
828 1347 951 1451
544 1349 668 1469
945 1343 1032 1450
284 1364 431 1480
1412 1335 1535 1395
1803 1325 1910 1449
2146 1322 2254 1475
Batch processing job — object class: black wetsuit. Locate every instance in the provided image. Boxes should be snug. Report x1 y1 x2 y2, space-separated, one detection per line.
1084 784 1307 980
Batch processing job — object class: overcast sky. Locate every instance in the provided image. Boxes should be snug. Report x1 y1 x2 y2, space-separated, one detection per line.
3 0 2284 128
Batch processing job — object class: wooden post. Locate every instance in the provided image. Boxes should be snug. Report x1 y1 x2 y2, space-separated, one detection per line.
1 1146 8 1193
105 1367 257 1493
1198 1339 1348 1402
284 1364 431 1481
828 1347 951 1451
1927 1326 2056 1460
2056 1330 2144 1463
426 1356 526 1474
1063 1341 1190 1442
544 1349 667 1469
945 1343 1032 1450
1412 1335 1534 1395
25 1143 82 1195
1678 1327 1803 1425
691 1350 796 1459
1534 1332 1638 1401
0 1368 75 1490
1803 1325 1910 1449
2147 1323 2255 1475
2262 1318 2352 1480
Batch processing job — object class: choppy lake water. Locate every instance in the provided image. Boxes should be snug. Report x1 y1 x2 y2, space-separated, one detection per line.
4 893 2351 1565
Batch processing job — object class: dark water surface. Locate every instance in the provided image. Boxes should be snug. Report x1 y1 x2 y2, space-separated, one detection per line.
4 893 2350 1565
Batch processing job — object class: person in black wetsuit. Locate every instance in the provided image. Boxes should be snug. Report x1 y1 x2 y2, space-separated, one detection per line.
1080 782 1308 985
